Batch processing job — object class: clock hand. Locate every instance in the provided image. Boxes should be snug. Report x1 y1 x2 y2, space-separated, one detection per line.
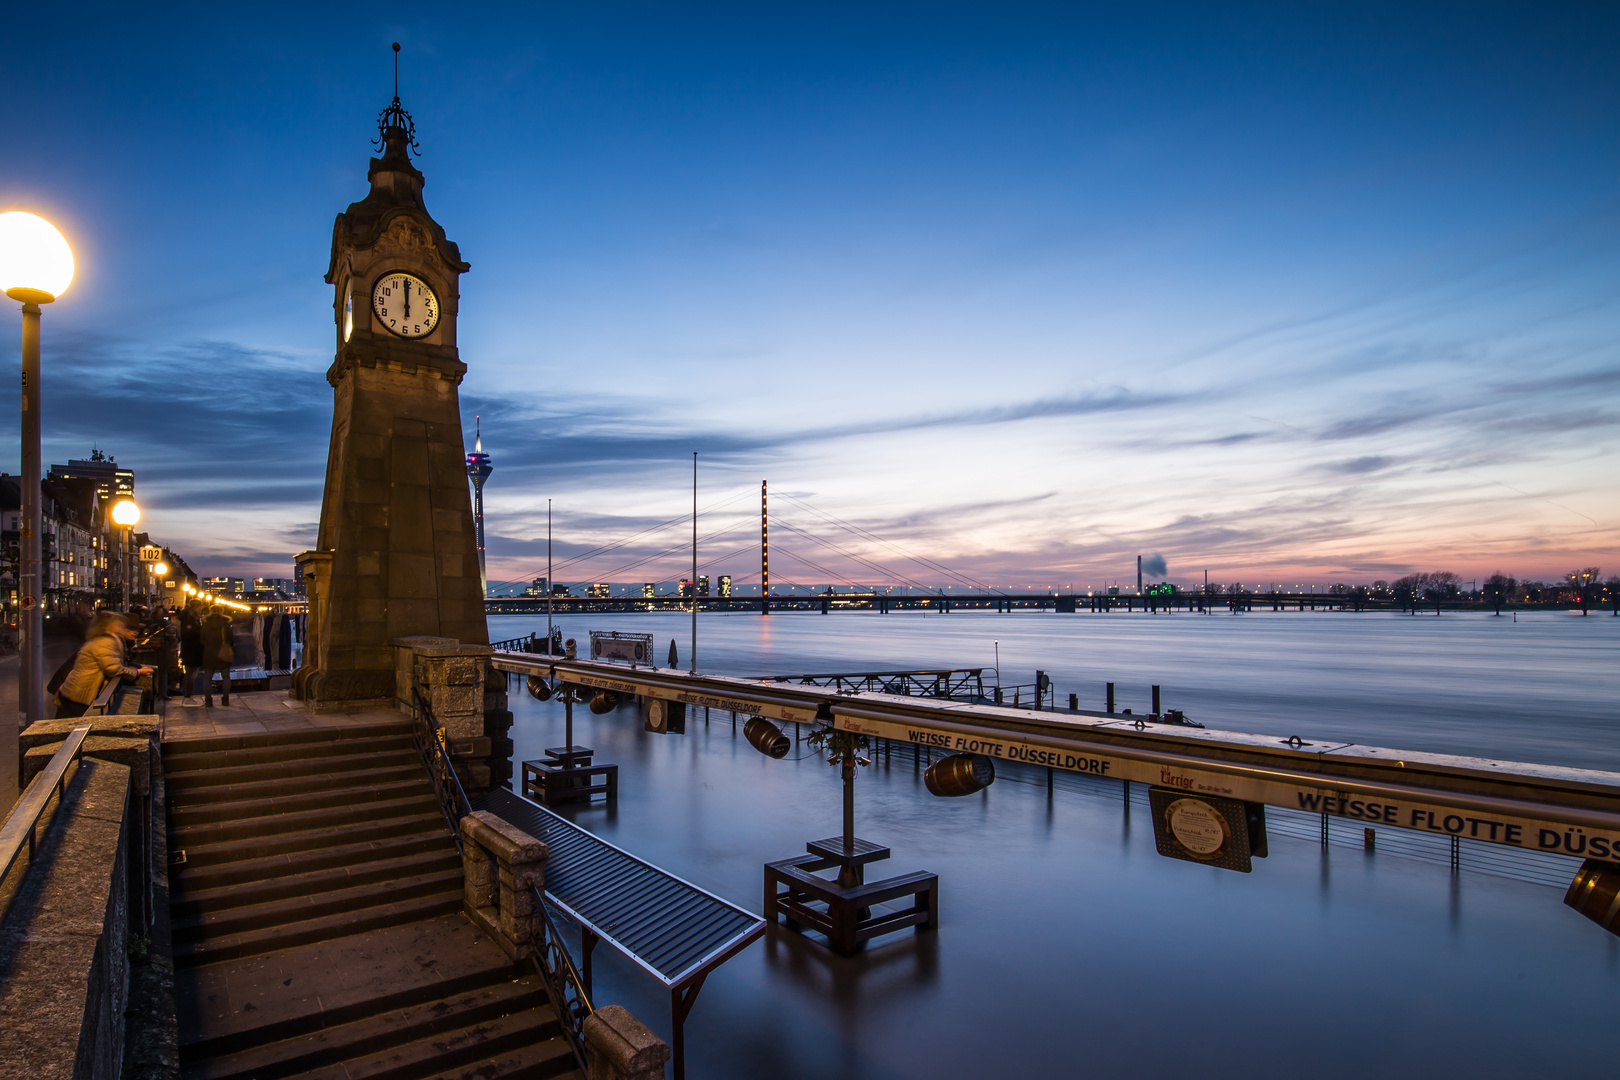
403 278 411 319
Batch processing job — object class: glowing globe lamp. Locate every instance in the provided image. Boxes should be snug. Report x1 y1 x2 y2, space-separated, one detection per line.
111 499 141 527
152 561 169 576
0 211 75 305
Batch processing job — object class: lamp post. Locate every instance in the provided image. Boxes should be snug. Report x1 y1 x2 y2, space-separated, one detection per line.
110 499 140 610
1 210 76 730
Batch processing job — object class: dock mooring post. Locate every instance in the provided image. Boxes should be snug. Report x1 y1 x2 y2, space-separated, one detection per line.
1106 682 1115 713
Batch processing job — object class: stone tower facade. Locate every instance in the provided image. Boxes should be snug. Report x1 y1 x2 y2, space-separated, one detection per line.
294 96 489 705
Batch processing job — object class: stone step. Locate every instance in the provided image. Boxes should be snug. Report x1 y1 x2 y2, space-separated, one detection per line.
174 867 465 944
163 721 412 758
177 914 514 1060
180 977 551 1080
171 811 450 870
173 848 463 917
170 791 442 846
173 831 457 893
170 771 430 825
166 734 414 774
175 891 463 967
418 1044 583 1080
165 749 420 792
291 1005 576 1080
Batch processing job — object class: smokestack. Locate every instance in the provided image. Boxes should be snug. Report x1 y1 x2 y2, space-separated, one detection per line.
1137 554 1142 596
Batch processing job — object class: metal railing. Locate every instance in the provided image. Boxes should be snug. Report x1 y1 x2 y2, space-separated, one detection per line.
0 724 92 893
410 688 594 1076
754 667 986 700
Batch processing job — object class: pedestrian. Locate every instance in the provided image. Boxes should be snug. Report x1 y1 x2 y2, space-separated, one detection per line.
200 604 236 708
54 610 154 718
178 598 204 707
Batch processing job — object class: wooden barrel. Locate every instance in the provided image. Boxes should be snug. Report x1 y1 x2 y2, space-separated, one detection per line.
589 690 618 714
744 718 791 759
526 675 552 701
1565 859 1620 935
925 753 995 797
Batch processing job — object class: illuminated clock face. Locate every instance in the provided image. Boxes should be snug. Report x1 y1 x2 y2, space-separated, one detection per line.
371 272 440 339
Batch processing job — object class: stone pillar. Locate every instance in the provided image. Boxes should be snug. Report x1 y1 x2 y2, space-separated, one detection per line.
582 1005 672 1080
291 550 331 701
460 811 546 960
393 637 512 796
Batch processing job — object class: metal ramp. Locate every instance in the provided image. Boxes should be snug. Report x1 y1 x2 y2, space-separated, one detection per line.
474 787 765 1080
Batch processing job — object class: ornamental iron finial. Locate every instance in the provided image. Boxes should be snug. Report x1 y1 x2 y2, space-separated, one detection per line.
374 42 420 158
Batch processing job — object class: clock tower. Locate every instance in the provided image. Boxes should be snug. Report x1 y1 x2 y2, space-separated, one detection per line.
295 74 489 705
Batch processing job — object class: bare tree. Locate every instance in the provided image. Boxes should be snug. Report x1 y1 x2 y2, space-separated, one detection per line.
1483 571 1516 616
1567 567 1602 615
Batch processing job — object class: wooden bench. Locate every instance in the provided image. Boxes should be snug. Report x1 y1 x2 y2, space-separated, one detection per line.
765 854 938 955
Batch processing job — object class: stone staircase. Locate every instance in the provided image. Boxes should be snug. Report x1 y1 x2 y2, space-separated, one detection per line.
166 720 582 1080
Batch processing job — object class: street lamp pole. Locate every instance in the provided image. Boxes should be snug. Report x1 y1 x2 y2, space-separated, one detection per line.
3 211 75 731
110 500 141 613
19 300 42 727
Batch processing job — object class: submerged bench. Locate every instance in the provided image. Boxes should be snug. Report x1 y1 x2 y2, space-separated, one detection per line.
766 855 939 955
474 788 764 1080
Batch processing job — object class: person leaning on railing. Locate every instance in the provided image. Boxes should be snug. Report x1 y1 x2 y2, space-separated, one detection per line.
54 610 155 718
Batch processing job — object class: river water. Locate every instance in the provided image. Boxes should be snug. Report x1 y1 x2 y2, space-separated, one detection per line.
493 609 1620 1079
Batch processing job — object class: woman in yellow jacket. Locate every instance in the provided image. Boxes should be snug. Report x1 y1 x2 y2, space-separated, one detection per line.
55 610 155 718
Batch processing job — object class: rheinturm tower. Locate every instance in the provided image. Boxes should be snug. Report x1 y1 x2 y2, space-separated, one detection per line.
294 59 488 704
466 416 493 596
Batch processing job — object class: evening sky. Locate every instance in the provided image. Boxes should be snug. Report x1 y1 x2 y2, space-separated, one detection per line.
1 2 1616 589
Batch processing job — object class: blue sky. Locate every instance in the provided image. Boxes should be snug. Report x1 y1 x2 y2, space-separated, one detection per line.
2 3 1616 589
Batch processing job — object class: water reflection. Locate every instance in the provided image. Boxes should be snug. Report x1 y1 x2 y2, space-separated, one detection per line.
498 612 1619 1079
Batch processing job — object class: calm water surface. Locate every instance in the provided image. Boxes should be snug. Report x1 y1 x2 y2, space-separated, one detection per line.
493 610 1620 1079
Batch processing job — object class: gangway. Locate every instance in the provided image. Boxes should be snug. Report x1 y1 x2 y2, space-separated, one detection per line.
473 787 764 1080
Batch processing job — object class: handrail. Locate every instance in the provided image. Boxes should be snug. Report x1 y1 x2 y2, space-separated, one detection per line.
529 884 596 1062
409 688 593 1076
411 687 473 849
0 723 93 889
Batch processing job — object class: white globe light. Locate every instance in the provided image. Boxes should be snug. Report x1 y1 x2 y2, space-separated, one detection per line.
0 211 75 302
110 499 141 527
152 561 169 576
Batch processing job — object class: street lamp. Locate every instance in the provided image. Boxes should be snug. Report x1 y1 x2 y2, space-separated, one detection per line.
1 210 75 730
110 498 140 609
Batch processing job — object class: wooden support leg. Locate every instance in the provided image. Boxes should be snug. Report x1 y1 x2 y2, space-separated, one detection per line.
581 927 598 1000
671 972 708 1080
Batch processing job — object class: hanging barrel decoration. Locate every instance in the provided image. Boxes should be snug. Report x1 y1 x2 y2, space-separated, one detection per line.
924 753 996 797
526 675 552 701
1565 859 1620 936
744 718 791 759
589 690 619 714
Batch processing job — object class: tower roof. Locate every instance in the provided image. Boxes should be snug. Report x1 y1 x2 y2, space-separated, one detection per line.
325 44 468 285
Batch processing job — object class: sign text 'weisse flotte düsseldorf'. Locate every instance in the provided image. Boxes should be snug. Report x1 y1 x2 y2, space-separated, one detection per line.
834 715 1620 859
508 659 1618 861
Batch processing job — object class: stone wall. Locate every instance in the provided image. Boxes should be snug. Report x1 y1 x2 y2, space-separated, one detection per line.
0 758 133 1080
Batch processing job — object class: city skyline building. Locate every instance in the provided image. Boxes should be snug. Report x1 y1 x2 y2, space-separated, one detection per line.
48 447 134 506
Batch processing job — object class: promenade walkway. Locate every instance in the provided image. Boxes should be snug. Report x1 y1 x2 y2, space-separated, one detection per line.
165 692 579 1080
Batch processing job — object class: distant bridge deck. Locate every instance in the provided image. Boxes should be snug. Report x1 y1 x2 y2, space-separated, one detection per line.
486 593 1604 615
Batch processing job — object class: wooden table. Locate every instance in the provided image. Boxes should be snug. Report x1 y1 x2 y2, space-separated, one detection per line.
764 835 936 955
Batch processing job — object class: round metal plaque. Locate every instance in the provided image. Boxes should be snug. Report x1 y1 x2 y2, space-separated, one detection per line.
1166 797 1231 859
